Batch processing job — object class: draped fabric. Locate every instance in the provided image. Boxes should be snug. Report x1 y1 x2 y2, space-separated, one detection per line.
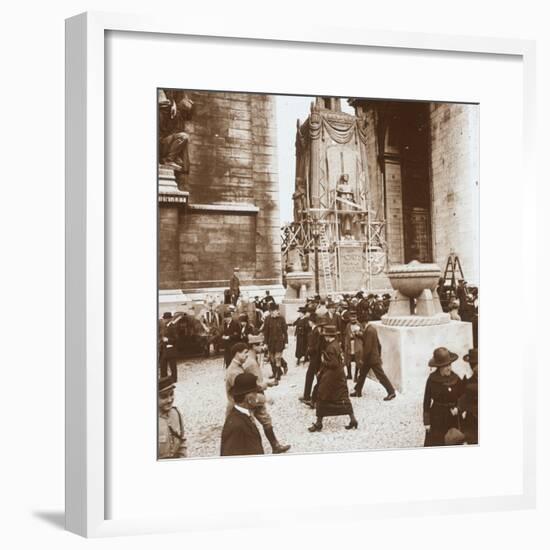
307 113 368 146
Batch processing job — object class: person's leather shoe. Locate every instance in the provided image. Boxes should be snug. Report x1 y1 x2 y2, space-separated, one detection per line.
383 392 396 401
308 422 323 432
273 443 291 454
350 390 362 397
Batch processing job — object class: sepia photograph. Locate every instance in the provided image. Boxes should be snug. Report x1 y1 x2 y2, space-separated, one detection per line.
157 89 479 460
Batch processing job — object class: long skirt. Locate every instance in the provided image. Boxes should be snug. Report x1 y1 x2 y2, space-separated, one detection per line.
316 398 354 418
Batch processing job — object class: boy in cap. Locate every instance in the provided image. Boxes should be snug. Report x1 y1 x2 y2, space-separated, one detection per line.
158 374 187 459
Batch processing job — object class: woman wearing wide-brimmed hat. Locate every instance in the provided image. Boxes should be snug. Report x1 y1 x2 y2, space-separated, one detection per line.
423 347 465 446
308 325 358 432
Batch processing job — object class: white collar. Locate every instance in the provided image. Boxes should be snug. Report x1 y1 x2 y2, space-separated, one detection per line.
234 404 251 416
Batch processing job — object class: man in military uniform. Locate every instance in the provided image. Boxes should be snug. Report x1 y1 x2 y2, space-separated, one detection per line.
158 374 187 459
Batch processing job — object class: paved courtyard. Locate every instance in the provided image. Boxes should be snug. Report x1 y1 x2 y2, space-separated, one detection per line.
172 330 428 459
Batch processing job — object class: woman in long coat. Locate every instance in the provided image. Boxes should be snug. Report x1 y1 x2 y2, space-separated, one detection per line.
423 347 465 446
308 325 358 432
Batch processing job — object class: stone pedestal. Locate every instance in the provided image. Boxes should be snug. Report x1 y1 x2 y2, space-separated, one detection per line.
374 321 473 395
338 241 364 291
282 270 313 324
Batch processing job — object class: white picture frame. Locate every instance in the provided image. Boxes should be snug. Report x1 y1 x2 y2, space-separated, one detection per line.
65 11 537 537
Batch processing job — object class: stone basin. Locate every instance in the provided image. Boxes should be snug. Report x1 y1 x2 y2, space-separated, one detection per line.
387 260 441 298
286 271 314 292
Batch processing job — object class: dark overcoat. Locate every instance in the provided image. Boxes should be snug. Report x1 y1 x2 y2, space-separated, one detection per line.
316 339 353 417
423 370 465 446
220 408 265 456
263 314 288 353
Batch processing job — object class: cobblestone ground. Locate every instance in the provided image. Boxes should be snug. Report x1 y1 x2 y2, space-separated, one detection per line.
173 332 426 458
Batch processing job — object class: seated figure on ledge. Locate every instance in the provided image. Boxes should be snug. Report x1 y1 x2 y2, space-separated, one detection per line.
158 89 193 177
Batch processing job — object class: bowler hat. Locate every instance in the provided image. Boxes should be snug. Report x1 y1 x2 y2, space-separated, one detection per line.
463 348 478 364
162 312 173 320
238 313 248 322
269 302 279 311
428 347 458 368
322 325 339 337
315 314 329 326
232 372 262 397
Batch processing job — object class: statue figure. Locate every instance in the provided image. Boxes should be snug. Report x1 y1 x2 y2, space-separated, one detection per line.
158 89 193 176
292 177 306 221
336 173 356 239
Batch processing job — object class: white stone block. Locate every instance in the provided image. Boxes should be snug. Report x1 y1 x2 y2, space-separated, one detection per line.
374 321 473 396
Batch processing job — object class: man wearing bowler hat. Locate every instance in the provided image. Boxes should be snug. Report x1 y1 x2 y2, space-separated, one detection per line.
221 372 265 456
459 348 478 444
423 347 466 446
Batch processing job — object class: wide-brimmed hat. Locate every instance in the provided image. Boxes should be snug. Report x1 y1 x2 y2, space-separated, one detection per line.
232 372 262 397
322 325 339 337
463 348 478 364
428 347 458 368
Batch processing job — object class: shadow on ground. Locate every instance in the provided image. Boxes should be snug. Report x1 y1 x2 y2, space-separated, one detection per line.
33 510 65 530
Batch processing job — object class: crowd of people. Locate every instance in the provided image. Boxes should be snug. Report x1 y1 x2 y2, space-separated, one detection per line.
158 287 479 459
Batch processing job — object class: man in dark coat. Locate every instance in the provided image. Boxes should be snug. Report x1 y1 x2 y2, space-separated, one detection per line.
299 314 326 407
222 310 241 368
458 348 478 444
423 347 466 446
221 373 265 457
262 302 288 380
351 318 396 400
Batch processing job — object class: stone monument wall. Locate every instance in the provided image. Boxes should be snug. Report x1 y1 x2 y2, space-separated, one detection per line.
159 91 282 292
429 103 480 284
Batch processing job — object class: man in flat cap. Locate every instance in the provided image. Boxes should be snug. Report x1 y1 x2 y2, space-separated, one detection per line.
221 373 265 457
